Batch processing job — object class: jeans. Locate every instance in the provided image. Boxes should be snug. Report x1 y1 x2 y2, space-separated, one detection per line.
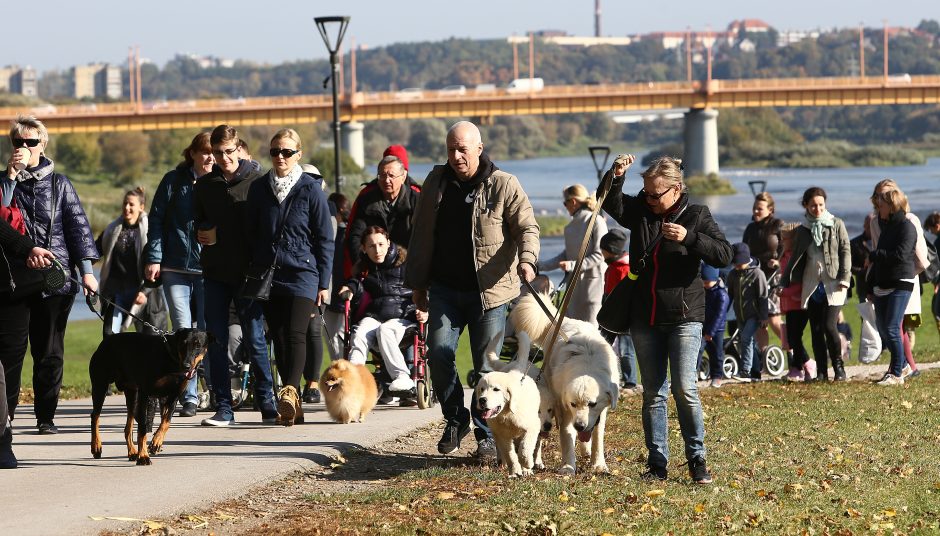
161 271 205 405
104 289 138 337
427 284 507 442
699 328 725 379
874 289 912 377
617 333 638 386
632 321 706 466
738 317 761 378
203 277 275 414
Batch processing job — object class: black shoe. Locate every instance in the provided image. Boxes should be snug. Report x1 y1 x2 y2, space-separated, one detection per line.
0 427 16 469
399 395 419 407
178 402 197 417
37 421 58 435
303 387 321 404
437 417 471 455
688 456 713 484
641 464 668 481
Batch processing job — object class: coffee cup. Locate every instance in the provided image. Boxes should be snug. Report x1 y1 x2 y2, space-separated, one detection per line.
198 223 217 246
12 147 30 172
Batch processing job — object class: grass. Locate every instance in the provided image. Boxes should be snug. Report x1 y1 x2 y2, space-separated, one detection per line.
290 369 940 535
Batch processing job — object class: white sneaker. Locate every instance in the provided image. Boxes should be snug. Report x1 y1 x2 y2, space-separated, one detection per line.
875 374 904 386
901 364 912 379
731 375 752 383
388 376 415 392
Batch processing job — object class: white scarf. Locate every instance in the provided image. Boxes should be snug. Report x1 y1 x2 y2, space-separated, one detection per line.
270 165 302 204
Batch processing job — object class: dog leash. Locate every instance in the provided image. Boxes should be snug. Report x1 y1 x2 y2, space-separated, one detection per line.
67 273 170 336
522 278 557 323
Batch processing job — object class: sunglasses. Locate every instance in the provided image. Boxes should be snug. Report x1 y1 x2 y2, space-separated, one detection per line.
12 138 40 148
642 186 675 200
269 148 300 158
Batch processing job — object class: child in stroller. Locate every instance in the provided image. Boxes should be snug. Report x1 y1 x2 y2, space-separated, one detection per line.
339 226 428 404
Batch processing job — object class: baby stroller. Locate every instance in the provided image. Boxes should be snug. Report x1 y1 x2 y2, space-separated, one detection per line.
343 299 436 409
698 327 787 380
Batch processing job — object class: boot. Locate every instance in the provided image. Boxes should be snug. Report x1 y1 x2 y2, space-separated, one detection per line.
803 359 818 382
0 424 17 469
294 390 305 425
832 356 847 382
816 355 829 382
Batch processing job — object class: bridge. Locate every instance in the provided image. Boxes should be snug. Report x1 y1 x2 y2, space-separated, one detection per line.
3 75 939 176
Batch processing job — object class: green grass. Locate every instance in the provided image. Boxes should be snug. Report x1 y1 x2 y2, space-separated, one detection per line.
292 370 940 535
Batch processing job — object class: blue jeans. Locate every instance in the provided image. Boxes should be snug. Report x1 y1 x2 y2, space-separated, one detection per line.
632 321 706 466
874 289 912 377
161 271 205 405
738 317 761 378
427 284 507 441
617 333 638 386
699 328 726 379
203 277 275 414
104 289 138 337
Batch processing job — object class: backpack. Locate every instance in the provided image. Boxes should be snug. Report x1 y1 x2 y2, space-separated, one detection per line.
922 240 940 285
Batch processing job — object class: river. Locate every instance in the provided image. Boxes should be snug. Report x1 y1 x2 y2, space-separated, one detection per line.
69 155 940 322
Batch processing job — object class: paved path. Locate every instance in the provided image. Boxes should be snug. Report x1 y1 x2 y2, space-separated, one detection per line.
1 396 446 536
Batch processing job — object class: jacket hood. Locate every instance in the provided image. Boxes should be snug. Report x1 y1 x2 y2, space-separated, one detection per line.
441 152 498 188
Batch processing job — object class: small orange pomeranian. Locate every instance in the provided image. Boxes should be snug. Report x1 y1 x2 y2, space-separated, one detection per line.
320 360 378 424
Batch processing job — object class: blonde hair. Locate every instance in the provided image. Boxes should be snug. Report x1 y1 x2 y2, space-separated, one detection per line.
563 184 596 211
125 186 146 206
9 115 48 146
871 179 910 212
641 156 684 189
270 128 302 150
754 192 775 214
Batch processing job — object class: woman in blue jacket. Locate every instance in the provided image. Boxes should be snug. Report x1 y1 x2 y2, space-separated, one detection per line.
1 115 99 434
246 128 333 427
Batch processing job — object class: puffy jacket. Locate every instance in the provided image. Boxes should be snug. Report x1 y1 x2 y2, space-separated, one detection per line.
703 282 730 338
2 158 98 295
406 164 540 310
194 160 264 286
603 183 733 326
866 210 916 290
144 165 201 273
345 177 420 277
346 243 416 322
245 171 334 300
743 216 782 278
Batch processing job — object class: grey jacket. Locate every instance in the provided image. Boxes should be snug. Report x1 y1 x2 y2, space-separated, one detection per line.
406 165 540 310
727 264 769 322
538 208 607 326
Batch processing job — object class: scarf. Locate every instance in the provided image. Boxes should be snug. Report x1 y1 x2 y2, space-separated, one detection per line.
15 156 55 182
269 165 302 204
803 210 835 247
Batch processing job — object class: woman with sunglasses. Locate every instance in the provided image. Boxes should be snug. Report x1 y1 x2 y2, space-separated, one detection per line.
1 115 99 435
602 155 732 485
537 184 608 325
245 128 333 426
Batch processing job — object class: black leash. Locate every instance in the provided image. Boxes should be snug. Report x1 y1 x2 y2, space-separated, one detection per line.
67 273 169 336
522 277 558 323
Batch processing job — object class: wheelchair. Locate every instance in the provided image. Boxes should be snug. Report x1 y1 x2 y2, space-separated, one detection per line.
698 326 787 380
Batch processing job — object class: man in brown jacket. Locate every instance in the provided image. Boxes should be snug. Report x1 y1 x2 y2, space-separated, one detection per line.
406 121 539 458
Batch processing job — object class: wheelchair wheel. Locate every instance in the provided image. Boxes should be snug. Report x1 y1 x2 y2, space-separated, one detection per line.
762 345 787 377
416 379 435 409
722 355 739 379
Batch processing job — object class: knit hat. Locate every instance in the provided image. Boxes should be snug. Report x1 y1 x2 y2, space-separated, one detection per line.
600 228 627 256
732 242 751 265
383 145 409 171
701 263 720 282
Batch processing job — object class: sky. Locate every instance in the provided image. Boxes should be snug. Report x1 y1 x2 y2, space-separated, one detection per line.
5 0 936 73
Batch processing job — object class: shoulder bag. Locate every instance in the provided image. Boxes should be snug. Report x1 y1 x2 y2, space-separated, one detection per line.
239 193 297 302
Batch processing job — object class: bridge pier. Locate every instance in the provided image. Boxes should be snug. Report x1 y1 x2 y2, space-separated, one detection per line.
341 121 365 170
682 108 719 177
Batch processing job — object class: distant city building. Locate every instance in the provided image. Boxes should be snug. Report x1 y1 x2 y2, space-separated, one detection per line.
177 53 235 69
508 34 634 46
0 65 38 97
727 19 772 37
777 29 821 47
72 63 122 99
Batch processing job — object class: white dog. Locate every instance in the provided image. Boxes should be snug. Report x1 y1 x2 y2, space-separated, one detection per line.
510 292 620 475
476 335 542 477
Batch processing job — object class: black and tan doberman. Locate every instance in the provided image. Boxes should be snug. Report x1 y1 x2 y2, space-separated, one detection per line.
89 329 211 465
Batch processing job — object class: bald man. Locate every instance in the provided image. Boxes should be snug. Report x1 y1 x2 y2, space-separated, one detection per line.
406 121 540 459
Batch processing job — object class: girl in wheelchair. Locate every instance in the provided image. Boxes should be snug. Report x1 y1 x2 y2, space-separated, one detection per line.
339 226 427 394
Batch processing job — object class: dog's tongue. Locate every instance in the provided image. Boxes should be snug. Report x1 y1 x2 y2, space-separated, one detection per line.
577 430 592 443
481 407 500 420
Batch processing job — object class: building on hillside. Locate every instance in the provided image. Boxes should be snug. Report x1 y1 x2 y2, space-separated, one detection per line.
72 63 122 99
177 53 235 69
507 34 634 47
727 19 772 38
777 29 821 47
0 65 38 97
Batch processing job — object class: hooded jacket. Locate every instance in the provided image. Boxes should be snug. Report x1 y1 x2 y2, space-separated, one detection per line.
743 216 782 278
602 177 733 326
346 243 416 322
344 176 421 277
144 164 201 273
727 263 769 322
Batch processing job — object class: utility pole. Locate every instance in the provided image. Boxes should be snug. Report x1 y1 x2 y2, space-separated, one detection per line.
859 23 865 79
128 47 136 108
135 46 142 111
512 37 519 80
528 32 535 82
883 19 889 81
350 38 357 96
686 28 692 83
594 0 601 38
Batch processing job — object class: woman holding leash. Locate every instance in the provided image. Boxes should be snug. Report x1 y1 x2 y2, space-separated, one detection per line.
602 155 732 484
245 128 333 427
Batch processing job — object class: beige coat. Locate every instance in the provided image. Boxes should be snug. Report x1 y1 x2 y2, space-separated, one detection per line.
538 208 607 326
780 217 851 308
405 165 540 310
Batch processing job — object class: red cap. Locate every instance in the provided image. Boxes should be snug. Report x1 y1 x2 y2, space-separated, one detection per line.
383 144 409 171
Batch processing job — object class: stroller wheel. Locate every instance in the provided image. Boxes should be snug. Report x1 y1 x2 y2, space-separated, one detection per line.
416 379 434 409
722 355 739 379
762 345 787 377
697 357 710 381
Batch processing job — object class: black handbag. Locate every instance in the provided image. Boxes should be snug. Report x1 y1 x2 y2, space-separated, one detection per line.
596 205 687 334
239 192 297 302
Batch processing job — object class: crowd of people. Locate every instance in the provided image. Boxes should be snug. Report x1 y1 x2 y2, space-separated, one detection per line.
0 114 937 484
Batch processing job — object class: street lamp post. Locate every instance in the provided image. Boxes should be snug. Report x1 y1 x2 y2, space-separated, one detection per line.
315 16 350 194
588 145 611 182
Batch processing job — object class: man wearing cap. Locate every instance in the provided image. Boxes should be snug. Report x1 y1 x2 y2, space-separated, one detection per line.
406 121 539 460
345 145 421 273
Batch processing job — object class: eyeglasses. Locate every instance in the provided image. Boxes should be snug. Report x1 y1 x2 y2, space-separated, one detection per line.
212 147 238 158
12 138 40 148
642 186 676 200
377 172 404 181
269 148 300 158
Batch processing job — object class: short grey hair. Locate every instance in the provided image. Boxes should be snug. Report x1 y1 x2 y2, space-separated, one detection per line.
10 115 48 146
377 155 405 173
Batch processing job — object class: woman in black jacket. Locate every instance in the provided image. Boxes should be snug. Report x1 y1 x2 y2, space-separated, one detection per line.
742 192 786 371
867 189 916 386
0 217 55 469
602 155 732 485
